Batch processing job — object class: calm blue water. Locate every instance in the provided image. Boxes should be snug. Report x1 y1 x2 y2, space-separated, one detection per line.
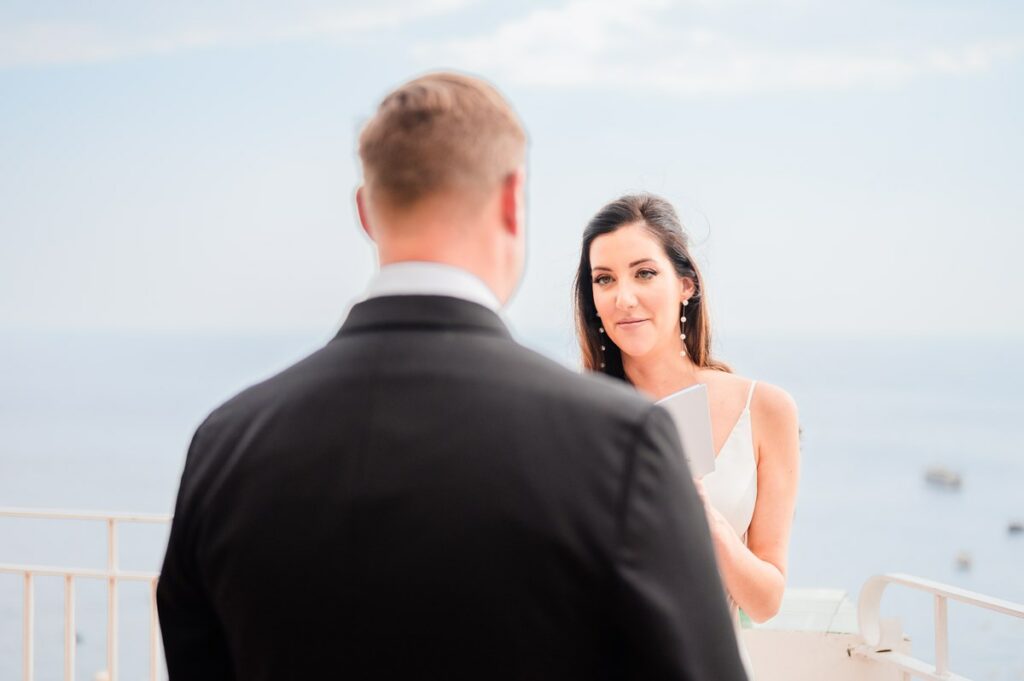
1 329 1022 679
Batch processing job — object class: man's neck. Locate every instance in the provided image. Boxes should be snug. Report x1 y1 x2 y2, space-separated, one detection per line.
367 261 502 311
366 191 512 306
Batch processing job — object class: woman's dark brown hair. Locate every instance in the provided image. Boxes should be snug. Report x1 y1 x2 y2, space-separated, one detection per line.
573 193 731 381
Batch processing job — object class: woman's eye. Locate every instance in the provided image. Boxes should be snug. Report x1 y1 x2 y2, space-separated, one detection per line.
593 274 612 285
637 269 657 280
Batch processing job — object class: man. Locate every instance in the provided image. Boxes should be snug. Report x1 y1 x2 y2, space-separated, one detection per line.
157 72 746 680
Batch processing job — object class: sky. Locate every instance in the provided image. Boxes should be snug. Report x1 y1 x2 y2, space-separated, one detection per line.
1 0 1023 342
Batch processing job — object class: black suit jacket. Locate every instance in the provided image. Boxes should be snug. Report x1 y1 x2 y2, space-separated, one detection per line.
157 295 747 680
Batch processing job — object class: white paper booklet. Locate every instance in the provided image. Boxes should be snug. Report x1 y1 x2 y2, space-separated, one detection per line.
655 384 716 478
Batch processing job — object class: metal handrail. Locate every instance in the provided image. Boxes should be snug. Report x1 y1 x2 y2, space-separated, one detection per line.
0 564 160 581
0 507 171 681
0 507 170 523
854 572 1024 681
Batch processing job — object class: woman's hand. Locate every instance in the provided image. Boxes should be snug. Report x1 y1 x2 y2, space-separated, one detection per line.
691 476 711 516
692 477 733 545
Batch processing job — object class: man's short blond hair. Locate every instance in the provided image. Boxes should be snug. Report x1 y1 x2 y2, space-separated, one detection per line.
358 72 526 210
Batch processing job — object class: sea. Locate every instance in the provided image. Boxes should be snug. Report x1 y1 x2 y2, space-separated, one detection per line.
1 328 1022 680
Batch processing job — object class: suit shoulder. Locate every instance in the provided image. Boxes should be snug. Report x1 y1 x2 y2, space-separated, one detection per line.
499 342 654 424
189 342 336 437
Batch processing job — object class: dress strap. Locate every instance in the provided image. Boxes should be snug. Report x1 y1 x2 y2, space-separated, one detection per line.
744 380 757 411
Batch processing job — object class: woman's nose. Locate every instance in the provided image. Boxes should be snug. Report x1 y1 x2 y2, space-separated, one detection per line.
616 286 638 310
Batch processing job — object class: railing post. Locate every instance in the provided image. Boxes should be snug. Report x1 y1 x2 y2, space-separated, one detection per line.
107 519 118 681
934 594 949 676
65 575 76 681
24 572 34 681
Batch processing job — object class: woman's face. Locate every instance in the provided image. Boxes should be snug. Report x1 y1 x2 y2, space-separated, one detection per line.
589 222 693 361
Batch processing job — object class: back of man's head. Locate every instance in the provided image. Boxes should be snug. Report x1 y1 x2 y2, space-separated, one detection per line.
358 72 526 212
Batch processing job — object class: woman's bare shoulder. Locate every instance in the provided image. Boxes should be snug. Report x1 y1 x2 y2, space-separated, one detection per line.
750 381 799 424
749 381 800 466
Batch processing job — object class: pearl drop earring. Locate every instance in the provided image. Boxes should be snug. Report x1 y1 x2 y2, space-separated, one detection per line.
679 299 689 358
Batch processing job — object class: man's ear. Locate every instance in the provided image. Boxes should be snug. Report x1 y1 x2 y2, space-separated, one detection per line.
355 185 375 242
500 168 525 236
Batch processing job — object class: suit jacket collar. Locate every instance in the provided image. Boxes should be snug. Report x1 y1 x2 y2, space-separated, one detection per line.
335 295 513 340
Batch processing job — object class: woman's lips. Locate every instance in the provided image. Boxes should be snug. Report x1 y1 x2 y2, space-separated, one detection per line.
616 319 648 328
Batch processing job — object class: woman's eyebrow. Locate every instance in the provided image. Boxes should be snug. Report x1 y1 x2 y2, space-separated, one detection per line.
591 258 655 272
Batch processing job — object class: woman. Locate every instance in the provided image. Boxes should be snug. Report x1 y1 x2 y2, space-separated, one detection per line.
573 193 800 674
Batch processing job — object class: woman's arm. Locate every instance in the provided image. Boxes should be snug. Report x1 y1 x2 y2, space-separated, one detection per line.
697 383 800 623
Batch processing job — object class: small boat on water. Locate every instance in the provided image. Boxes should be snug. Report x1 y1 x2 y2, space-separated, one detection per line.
924 466 962 489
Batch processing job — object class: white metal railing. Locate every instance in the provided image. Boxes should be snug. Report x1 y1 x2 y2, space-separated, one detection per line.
0 507 171 681
854 572 1024 681
6 510 1024 681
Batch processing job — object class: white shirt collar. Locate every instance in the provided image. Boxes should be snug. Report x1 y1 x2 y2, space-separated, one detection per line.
362 262 502 312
